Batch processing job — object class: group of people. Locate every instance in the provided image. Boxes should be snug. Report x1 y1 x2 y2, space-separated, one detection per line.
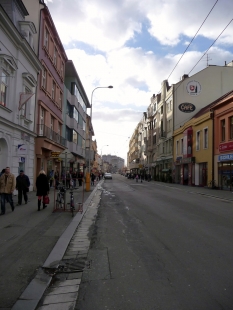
63 170 84 189
0 167 50 214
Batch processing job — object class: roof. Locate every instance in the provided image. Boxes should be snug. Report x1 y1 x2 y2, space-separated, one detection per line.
192 90 233 119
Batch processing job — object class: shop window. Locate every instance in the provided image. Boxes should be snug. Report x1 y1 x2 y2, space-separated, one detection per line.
203 128 208 149
230 116 233 139
221 119 225 141
196 131 200 151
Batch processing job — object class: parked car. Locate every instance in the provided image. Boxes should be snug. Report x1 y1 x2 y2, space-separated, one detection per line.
104 173 112 179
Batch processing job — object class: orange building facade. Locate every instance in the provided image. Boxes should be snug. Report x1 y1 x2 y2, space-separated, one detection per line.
213 91 233 190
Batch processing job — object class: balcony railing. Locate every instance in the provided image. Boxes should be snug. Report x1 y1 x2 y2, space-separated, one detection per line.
37 124 66 147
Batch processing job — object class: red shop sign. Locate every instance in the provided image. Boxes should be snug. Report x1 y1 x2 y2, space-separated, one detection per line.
219 142 233 152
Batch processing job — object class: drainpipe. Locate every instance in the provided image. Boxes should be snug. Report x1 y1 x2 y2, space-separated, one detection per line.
210 108 215 189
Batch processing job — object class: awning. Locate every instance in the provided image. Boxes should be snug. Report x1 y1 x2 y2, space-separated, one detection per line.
162 169 170 172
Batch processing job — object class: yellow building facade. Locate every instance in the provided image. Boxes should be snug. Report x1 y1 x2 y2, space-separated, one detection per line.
173 107 213 186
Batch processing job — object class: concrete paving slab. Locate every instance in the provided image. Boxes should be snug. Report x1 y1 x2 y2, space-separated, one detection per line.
12 299 39 310
67 272 82 280
43 292 78 304
38 301 75 310
56 279 81 287
47 284 79 295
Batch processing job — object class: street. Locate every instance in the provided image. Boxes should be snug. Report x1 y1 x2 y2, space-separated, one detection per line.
76 174 233 310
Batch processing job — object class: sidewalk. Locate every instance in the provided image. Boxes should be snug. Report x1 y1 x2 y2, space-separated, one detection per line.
152 181 233 202
11 181 103 310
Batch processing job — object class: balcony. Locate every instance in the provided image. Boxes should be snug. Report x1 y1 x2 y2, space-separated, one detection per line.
37 124 66 147
66 140 85 157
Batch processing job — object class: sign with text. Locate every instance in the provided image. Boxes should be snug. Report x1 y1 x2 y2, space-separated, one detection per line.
17 144 27 155
218 154 233 161
219 142 233 153
51 151 61 158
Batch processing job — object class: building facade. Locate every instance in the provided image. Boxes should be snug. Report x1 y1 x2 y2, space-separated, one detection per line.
0 0 41 190
61 60 90 174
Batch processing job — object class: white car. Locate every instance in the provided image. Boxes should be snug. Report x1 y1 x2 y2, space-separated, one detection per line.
104 173 112 179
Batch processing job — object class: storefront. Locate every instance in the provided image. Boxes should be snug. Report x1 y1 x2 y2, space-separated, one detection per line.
218 154 233 191
175 157 195 185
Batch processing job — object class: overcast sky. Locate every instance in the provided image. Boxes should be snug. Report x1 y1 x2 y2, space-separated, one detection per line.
45 0 233 163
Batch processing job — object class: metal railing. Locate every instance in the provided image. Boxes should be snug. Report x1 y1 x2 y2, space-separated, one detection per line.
37 124 66 147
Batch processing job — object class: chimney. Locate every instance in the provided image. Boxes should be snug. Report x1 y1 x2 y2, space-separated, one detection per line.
182 74 189 80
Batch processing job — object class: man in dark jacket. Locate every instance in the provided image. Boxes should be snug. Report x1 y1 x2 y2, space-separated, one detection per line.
16 170 30 205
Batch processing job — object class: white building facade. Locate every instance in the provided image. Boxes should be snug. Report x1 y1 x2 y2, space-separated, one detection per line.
0 0 41 189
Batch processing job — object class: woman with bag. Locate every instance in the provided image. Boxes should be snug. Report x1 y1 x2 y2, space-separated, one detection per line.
36 170 50 211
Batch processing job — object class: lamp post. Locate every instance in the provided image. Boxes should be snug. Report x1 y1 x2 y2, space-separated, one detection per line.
86 85 113 192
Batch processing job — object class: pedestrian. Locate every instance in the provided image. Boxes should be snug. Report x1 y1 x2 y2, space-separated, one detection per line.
49 170 54 188
54 170 59 189
140 174 143 183
0 167 16 215
91 173 95 186
78 170 83 187
16 170 30 205
66 170 71 188
72 170 77 188
136 174 139 182
36 170 49 211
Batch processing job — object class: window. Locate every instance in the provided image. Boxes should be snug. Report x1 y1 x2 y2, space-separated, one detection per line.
161 105 163 114
59 91 62 108
196 131 200 151
176 140 179 155
181 138 183 154
221 119 225 141
52 81 56 100
73 108 79 123
0 71 8 107
153 134 156 145
57 123 61 143
230 117 233 139
66 126 72 142
53 47 57 66
39 107 45 135
73 130 78 144
44 27 49 49
21 87 31 117
61 62 64 78
66 101 73 118
42 66 47 89
203 128 208 148
50 116 54 139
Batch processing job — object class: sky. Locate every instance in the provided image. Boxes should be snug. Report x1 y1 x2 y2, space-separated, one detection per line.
45 0 233 164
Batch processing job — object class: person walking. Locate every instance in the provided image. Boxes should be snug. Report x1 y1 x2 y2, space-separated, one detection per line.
78 170 83 187
66 170 71 189
72 170 77 188
91 173 95 186
16 170 30 205
36 170 49 211
0 167 16 215
136 174 139 182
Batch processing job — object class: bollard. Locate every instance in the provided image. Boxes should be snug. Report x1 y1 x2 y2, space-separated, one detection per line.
85 172 90 191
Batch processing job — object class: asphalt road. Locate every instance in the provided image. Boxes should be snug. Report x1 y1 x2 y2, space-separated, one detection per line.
76 174 233 310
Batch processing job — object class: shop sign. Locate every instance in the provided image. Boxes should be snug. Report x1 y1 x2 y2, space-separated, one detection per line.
181 157 195 164
186 80 201 96
178 103 196 113
51 151 61 158
218 154 233 161
17 144 27 155
219 142 233 152
18 157 25 163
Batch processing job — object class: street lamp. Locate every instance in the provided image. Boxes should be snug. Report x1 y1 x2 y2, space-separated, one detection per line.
86 85 113 191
